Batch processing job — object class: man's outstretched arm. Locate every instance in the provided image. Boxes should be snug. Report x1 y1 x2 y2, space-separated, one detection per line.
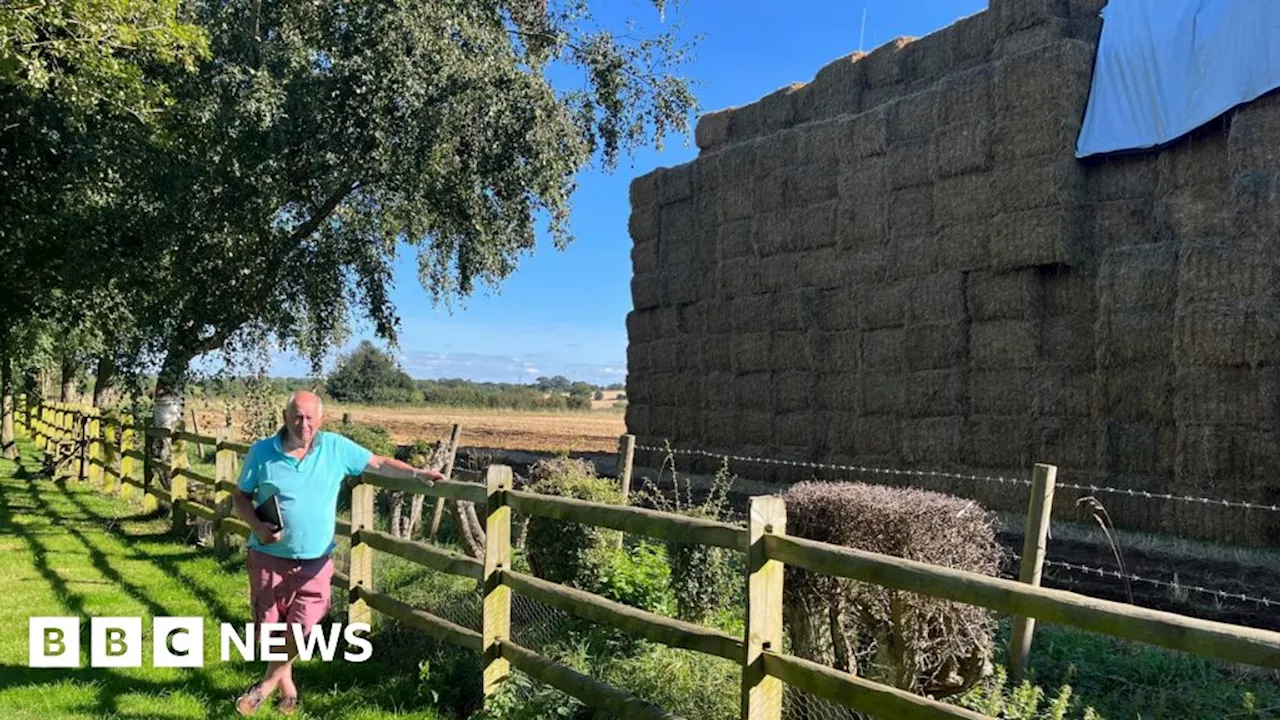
364 454 446 485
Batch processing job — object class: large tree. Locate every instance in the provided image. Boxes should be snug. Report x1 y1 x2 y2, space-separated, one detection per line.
103 0 697 476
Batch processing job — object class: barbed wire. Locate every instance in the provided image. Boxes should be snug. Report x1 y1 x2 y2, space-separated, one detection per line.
1050 480 1280 513
634 444 1280 513
1015 553 1277 608
633 444 1033 488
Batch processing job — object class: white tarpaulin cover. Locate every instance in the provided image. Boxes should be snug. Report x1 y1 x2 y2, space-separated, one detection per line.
1076 0 1280 158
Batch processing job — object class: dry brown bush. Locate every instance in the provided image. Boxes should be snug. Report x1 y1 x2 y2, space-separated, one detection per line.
782 481 1003 698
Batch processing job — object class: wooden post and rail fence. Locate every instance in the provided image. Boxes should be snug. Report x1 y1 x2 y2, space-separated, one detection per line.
10 396 1280 719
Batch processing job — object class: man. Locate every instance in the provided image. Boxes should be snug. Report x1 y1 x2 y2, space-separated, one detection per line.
232 390 444 716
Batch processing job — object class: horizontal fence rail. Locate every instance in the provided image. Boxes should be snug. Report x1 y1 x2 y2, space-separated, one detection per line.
765 533 1280 669
506 489 747 550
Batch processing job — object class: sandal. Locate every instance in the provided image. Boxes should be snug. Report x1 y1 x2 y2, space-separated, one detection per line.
235 683 267 716
276 694 300 716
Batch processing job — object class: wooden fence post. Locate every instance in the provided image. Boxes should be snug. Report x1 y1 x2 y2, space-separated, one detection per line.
349 479 375 628
170 434 189 540
428 423 463 541
743 495 786 720
120 417 136 500
214 427 236 557
482 464 513 698
1009 463 1057 681
87 410 102 487
617 434 636 502
76 410 90 483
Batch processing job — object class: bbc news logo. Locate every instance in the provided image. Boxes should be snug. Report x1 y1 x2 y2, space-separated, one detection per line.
29 617 372 667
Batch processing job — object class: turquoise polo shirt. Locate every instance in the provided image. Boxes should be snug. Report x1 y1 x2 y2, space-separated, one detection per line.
237 430 374 560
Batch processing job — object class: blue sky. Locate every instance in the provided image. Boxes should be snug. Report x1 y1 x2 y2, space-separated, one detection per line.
267 0 988 385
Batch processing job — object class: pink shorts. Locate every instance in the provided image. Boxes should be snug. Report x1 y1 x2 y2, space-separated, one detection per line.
247 550 334 636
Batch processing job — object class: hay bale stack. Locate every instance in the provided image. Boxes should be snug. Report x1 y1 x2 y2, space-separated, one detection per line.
782 482 1001 697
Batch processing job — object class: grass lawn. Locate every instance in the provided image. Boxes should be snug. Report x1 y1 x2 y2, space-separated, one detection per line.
0 436 451 720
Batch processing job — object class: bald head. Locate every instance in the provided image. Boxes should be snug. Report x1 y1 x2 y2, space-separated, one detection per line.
283 390 324 448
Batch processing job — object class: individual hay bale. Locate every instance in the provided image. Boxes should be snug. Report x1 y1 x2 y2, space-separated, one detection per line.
1086 154 1158 202
631 237 658 275
1232 171 1280 246
630 172 660 208
624 402 650 436
1156 129 1229 193
797 248 849 290
1033 416 1100 470
1228 92 1280 175
760 82 807 135
951 12 995 64
904 321 967 371
1102 420 1173 476
887 137 935 189
788 162 840 210
909 271 966 324
810 52 867 120
717 256 762 299
900 416 965 464
898 25 955 84
738 410 773 446
863 371 902 416
835 246 891 285
760 253 800 294
727 101 763 143
937 66 994 127
816 288 860 332
990 0 1069 37
1030 364 1094 418
782 482 1001 697
886 231 942 281
657 164 694 205
993 18 1069 58
970 319 1037 369
789 200 839 249
659 198 697 244
773 372 816 413
993 114 1083 163
1153 185 1230 243
966 415 1031 469
1101 362 1172 422
1040 313 1096 365
901 369 966 417
773 411 817 449
735 372 773 412
966 269 1037 321
836 179 890 250
771 331 816 371
717 143 758 222
1173 302 1249 367
629 202 659 246
889 185 934 240
1098 243 1177 310
934 172 994 230
839 106 890 160
1175 424 1279 496
855 415 900 457
937 218 990 271
1173 365 1280 428
729 294 773 335
1091 198 1153 251
862 36 915 89
700 333 734 373
992 39 1091 114
732 332 772 375
857 280 908 329
887 87 940 144
936 121 993 179
970 368 1033 416
994 158 1085 214
817 330 862 374
524 459 624 588
863 327 905 369
1176 240 1279 305
988 206 1085 270
695 109 732 151
631 272 661 310
817 372 860 412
